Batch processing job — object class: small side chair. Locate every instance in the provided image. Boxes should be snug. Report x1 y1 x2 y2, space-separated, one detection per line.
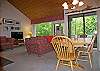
77 33 97 68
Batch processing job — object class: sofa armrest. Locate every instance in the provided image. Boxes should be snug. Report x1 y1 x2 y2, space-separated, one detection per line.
6 38 15 44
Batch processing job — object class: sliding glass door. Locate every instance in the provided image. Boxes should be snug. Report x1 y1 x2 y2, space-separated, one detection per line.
68 12 97 47
85 15 97 47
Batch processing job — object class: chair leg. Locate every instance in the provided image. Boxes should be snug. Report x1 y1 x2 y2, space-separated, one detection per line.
88 53 92 68
76 51 81 64
56 60 60 70
27 50 31 55
75 59 78 64
70 60 74 71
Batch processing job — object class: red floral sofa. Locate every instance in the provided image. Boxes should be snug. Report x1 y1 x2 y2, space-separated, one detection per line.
0 36 15 51
25 36 54 56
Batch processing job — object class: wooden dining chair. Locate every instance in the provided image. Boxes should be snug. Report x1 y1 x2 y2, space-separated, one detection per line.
51 36 82 71
77 33 97 68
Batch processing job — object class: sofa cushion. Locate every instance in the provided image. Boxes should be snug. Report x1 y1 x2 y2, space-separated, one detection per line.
46 36 53 43
36 37 48 44
37 36 53 43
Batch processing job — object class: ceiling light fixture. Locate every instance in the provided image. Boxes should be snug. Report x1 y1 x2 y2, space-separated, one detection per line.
62 0 84 10
72 0 79 5
79 1 84 6
71 6 76 9
62 2 68 9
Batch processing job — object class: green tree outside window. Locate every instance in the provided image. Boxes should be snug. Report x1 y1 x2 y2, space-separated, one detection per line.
36 22 53 36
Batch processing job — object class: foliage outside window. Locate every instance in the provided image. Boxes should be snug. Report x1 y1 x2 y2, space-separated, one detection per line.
61 23 64 33
36 22 53 36
85 15 97 35
71 17 83 36
71 15 97 37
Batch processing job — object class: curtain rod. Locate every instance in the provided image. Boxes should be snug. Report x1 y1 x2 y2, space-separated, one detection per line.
66 7 100 15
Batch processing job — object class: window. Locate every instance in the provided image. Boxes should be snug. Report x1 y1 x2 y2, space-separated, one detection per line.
36 22 53 36
85 15 97 36
69 12 97 38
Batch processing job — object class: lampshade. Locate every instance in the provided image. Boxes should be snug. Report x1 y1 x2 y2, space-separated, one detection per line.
26 32 32 38
72 0 79 5
79 1 84 6
28 32 32 35
62 2 68 9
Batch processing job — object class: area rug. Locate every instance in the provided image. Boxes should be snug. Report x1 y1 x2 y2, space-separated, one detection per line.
0 57 14 67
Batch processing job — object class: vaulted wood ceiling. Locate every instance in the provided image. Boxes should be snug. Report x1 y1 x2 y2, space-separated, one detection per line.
7 0 100 24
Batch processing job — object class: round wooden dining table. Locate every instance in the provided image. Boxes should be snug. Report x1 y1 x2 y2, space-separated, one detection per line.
72 40 87 47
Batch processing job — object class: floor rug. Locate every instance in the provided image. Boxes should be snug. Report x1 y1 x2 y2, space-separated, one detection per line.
0 57 14 67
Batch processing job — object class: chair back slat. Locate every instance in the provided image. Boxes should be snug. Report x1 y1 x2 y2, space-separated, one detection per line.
51 36 76 60
87 34 96 53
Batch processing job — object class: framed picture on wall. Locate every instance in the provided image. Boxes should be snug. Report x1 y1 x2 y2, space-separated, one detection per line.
11 26 14 30
0 17 3 25
4 26 9 31
16 21 20 24
3 18 14 24
14 27 20 30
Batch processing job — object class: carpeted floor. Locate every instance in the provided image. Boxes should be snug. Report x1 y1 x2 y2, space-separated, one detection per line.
0 57 14 67
1 46 100 71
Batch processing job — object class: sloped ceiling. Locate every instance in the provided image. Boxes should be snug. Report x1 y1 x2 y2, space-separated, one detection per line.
7 0 100 24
